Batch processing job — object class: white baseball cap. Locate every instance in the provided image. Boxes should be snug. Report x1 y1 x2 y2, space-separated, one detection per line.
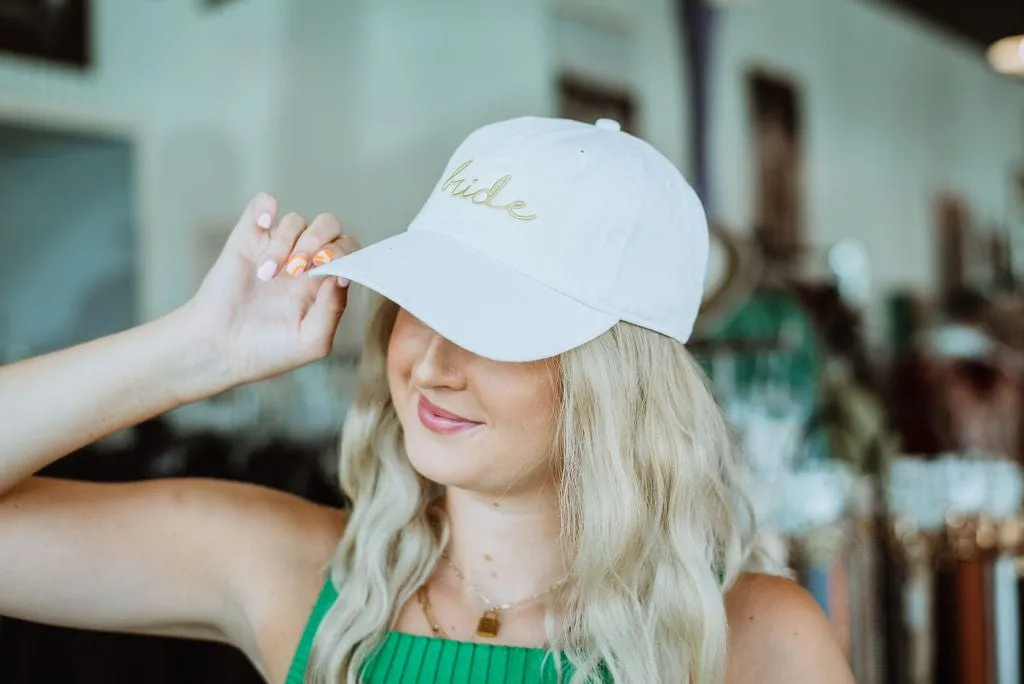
310 116 709 362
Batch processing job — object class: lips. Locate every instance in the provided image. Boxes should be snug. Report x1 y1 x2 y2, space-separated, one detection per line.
417 395 482 434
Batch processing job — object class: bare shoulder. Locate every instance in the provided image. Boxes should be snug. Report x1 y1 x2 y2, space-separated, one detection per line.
92 477 345 643
723 572 855 684
155 478 345 606
148 478 346 677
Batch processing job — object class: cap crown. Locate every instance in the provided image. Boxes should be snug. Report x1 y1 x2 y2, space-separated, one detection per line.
407 116 709 343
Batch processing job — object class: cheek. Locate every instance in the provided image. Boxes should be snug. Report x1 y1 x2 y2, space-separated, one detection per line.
385 312 423 391
385 357 403 413
385 329 417 418
481 368 561 452
385 330 405 385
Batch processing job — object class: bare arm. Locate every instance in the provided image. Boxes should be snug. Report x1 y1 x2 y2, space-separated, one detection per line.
0 477 341 642
0 193 353 496
0 194 356 674
0 310 221 494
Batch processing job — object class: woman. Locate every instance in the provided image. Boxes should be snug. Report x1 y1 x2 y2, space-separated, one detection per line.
0 117 853 683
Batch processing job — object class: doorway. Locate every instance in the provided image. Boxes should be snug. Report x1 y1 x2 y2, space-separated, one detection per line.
0 123 136 363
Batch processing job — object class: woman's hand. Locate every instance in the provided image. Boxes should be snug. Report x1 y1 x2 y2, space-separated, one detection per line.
180 192 359 399
0 191 357 491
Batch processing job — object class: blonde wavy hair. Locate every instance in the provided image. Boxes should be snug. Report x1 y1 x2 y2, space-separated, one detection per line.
309 298 757 683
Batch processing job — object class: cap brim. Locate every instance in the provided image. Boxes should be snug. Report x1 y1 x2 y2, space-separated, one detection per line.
309 231 617 362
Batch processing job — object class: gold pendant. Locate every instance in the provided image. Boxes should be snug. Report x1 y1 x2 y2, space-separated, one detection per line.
476 609 500 638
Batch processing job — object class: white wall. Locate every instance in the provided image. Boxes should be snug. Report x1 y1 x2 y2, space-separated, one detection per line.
0 0 564 352
710 0 1024 340
268 0 560 350
0 0 287 320
267 0 1024 345
551 0 690 172
1 0 1022 350
265 0 687 349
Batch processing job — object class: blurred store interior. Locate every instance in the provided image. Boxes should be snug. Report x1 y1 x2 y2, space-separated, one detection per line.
3 0 1024 682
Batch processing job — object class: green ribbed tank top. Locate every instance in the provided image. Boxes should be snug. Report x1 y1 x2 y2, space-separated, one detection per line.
286 579 607 683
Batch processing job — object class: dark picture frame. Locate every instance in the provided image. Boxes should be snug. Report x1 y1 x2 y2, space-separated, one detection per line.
557 74 637 134
747 68 804 266
0 0 90 68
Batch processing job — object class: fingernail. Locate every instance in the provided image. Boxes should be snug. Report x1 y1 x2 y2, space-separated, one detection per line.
257 260 277 281
285 255 309 277
337 277 350 288
312 248 334 267
257 212 272 229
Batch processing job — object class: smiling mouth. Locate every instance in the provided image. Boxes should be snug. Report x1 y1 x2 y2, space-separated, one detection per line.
417 395 482 434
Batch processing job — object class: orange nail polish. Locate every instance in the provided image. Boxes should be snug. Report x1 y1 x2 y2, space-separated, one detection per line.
312 249 334 266
285 255 309 277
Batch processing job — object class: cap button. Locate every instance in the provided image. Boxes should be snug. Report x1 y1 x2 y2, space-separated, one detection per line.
594 118 622 132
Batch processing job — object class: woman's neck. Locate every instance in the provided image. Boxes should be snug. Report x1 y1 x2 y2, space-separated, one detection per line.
442 484 567 606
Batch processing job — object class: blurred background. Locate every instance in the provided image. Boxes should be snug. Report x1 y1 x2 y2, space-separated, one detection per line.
2 0 1024 682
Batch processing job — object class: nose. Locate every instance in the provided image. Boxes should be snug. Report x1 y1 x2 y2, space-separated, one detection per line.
410 333 467 390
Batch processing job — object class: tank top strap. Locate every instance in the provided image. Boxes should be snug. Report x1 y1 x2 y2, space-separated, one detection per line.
285 575 339 684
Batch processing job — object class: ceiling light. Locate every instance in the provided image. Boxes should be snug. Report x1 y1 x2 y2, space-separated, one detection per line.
988 34 1024 75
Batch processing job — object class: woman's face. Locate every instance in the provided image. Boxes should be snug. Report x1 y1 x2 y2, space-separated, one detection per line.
387 308 561 495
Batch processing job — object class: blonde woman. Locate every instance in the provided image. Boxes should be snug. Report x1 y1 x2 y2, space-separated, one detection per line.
0 117 853 683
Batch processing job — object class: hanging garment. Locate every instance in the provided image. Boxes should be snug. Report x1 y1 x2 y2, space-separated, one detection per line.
956 558 992 684
826 550 851 662
993 556 1019 684
902 555 934 684
846 517 884 684
943 358 1019 458
1018 570 1024 684
841 476 884 684
880 550 907 684
805 562 831 617
934 560 961 684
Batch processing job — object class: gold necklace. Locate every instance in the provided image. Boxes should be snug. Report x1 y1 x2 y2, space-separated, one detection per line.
417 585 450 639
440 552 568 638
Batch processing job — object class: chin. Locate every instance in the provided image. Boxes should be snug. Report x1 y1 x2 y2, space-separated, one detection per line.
401 424 490 489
